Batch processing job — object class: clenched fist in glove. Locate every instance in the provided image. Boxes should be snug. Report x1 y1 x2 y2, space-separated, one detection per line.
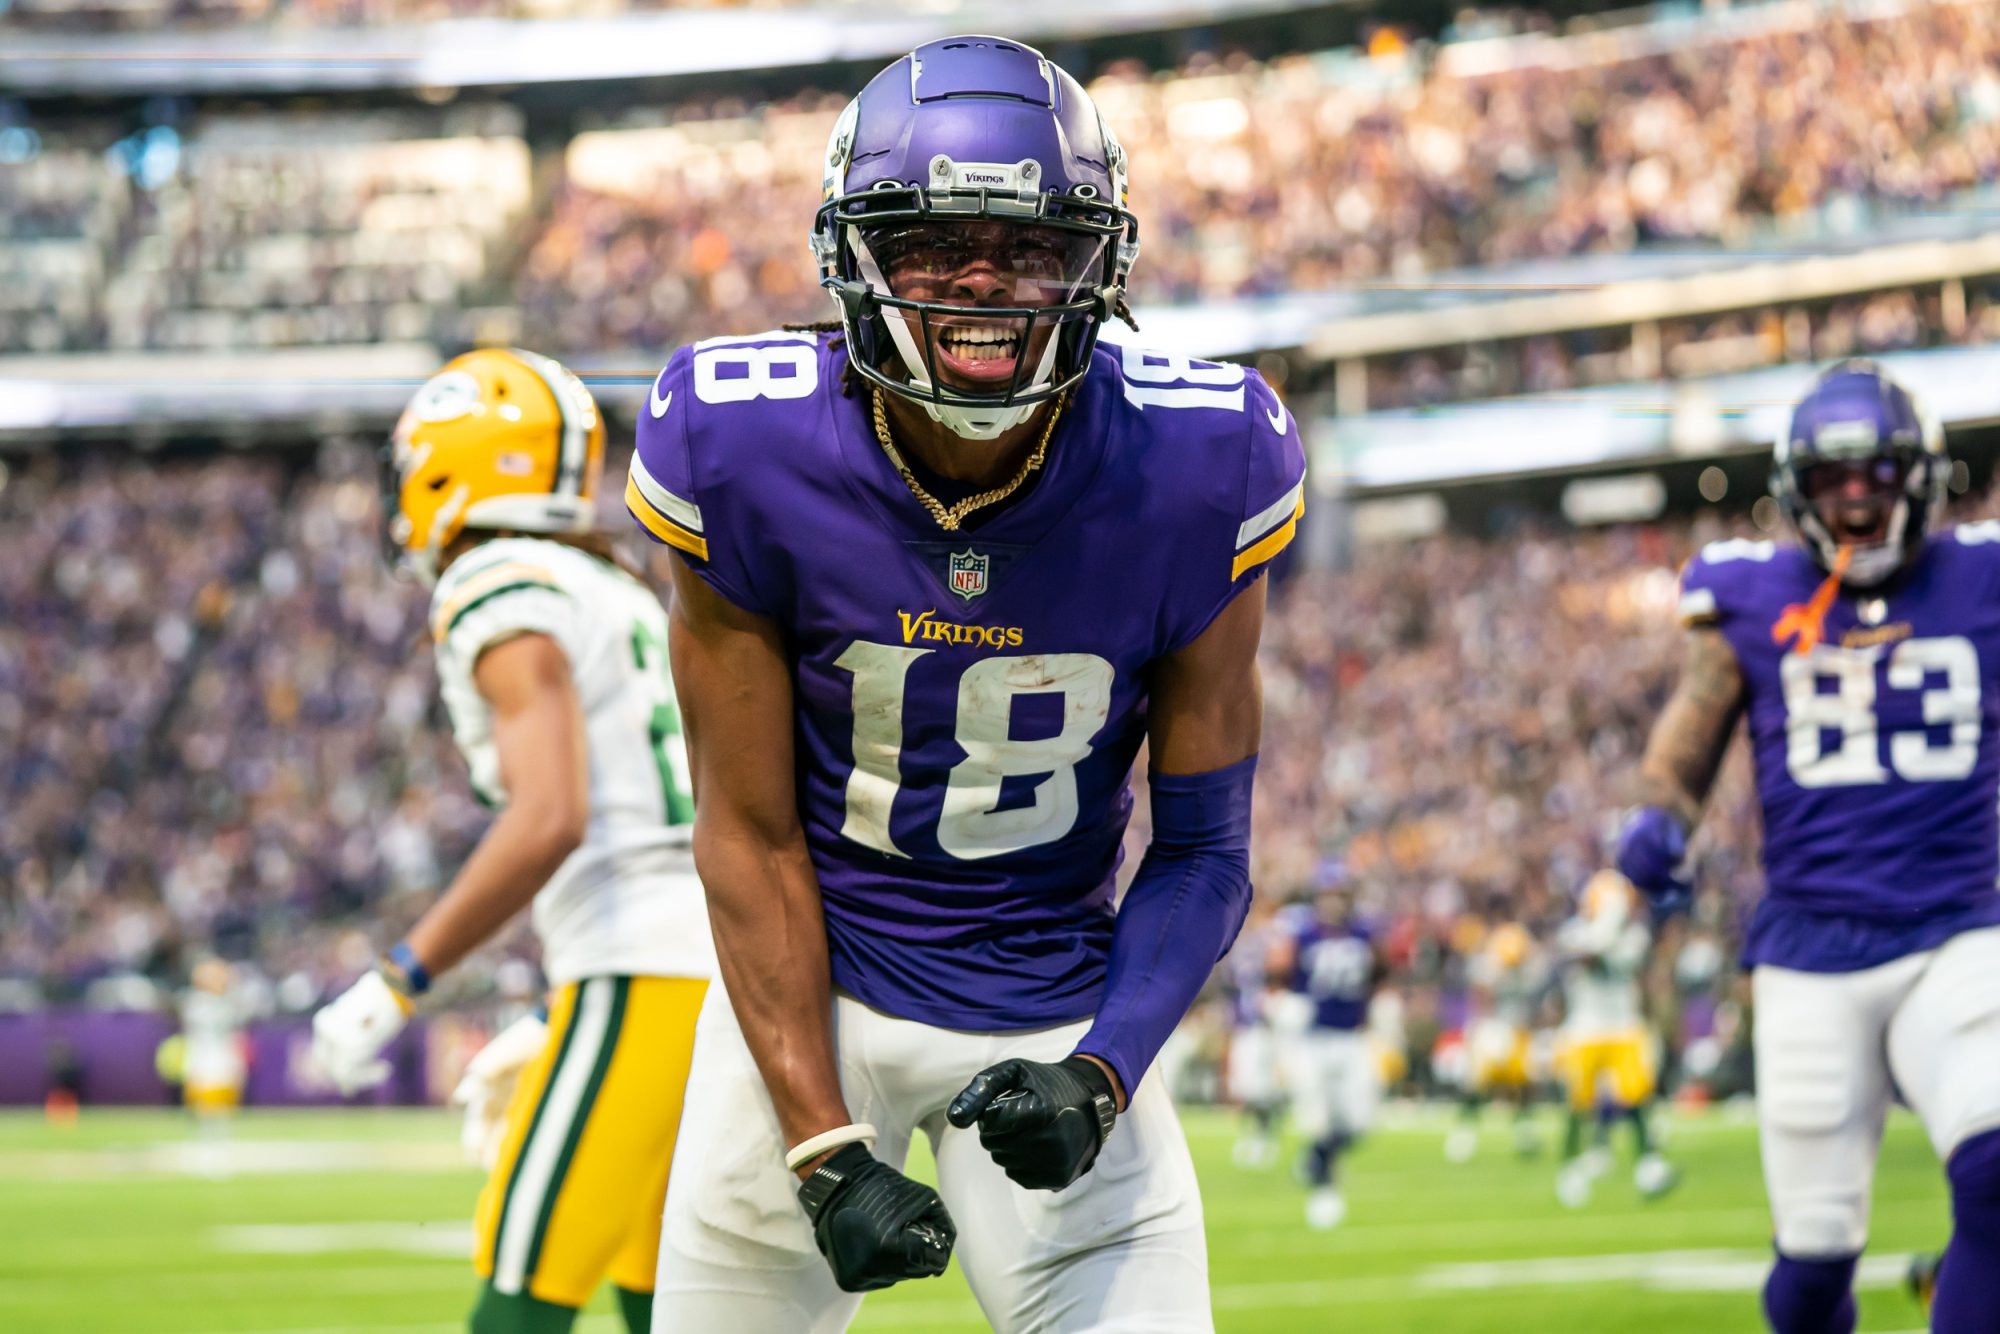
796 1143 956 1292
947 1056 1119 1192
1615 806 1694 916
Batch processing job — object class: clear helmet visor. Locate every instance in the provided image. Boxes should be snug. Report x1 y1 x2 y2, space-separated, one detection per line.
863 219 1108 306
854 220 1107 406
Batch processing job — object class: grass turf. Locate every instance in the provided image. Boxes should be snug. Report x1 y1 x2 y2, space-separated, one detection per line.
0 1104 1946 1333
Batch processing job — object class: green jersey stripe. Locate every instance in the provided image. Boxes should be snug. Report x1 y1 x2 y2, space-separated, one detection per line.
491 977 616 1294
519 976 630 1285
443 580 568 641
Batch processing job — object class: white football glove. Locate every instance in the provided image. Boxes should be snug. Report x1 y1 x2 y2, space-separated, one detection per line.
451 1012 549 1170
310 970 412 1096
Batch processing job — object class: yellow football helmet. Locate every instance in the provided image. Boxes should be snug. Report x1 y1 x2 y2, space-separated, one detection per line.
385 348 605 584
191 956 235 995
1581 870 1637 928
1487 921 1532 970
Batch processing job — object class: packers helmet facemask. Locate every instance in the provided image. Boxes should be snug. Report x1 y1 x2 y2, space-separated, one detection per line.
384 348 605 585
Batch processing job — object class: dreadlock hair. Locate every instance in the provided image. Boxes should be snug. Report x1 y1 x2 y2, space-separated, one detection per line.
782 320 858 396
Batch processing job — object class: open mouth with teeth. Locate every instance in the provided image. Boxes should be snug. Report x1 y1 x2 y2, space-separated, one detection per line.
931 321 1032 387
1804 459 1907 547
1828 499 1895 545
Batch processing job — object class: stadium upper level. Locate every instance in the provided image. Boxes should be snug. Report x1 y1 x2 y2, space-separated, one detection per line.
0 0 1331 96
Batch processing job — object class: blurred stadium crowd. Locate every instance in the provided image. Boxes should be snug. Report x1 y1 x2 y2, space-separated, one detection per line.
6 0 2000 1101
0 0 810 31
0 434 1866 1094
6 0 1999 381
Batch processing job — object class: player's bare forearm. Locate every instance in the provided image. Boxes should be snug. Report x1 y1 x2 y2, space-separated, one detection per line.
407 633 588 978
667 559 849 1165
1632 627 1744 828
1077 582 1268 1106
1149 579 1267 775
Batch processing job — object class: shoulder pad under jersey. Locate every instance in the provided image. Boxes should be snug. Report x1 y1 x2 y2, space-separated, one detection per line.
626 330 833 616
1676 537 1779 629
428 536 574 657
1104 343 1307 650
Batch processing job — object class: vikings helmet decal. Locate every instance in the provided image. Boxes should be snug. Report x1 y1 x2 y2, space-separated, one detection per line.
1771 358 1946 589
811 36 1140 441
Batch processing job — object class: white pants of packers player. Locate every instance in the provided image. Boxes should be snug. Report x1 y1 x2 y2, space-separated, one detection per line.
1284 1029 1379 1140
1754 926 2000 1257
653 987 1212 1333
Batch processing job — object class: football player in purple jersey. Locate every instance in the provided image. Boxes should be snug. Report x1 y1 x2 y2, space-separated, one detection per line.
1613 360 2000 1333
625 36 1303 1331
1267 883 1384 1231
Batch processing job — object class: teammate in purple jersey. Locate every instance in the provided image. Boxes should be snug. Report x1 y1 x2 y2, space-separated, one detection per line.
1613 360 2000 1333
626 36 1303 1331
1268 885 1383 1230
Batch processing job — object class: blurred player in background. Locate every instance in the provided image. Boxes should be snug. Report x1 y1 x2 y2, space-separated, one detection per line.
633 34 1299 1329
179 957 250 1149
1616 360 2000 1332
1366 980 1408 1101
308 349 713 1334
1554 873 1677 1209
1271 883 1382 1230
1447 920 1547 1163
1224 906 1288 1170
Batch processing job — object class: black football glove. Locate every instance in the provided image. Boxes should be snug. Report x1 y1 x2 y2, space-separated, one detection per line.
946 1055 1118 1192
795 1142 955 1293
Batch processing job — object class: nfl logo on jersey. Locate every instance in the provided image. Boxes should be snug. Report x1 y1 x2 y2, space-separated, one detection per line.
948 549 989 601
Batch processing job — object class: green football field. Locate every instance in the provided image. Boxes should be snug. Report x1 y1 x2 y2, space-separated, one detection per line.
0 1104 1948 1333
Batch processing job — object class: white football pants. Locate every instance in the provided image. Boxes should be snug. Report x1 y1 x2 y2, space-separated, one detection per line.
1225 1023 1280 1107
1754 925 2000 1257
1285 1029 1379 1140
652 986 1211 1333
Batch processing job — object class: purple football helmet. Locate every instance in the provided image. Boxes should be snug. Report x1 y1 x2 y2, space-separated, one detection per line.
1772 359 1946 587
811 35 1139 439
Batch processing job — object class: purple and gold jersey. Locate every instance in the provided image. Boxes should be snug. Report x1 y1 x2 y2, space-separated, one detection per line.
628 331 1304 1030
1285 916 1375 1032
1679 528 2000 972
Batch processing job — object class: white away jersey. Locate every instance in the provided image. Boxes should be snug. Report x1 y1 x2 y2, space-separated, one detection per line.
430 538 711 984
1558 913 1649 1037
180 988 248 1089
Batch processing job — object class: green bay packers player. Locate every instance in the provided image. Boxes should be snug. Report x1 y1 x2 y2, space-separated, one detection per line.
308 349 712 1334
1554 873 1677 1208
1447 922 1547 1164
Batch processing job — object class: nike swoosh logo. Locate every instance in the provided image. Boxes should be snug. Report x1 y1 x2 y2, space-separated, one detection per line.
649 384 673 419
1266 404 1288 435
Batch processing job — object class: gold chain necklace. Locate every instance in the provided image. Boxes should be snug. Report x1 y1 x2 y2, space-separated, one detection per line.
870 388 1065 532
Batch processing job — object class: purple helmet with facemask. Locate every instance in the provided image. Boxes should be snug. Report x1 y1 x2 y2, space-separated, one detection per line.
1772 359 1947 588
811 35 1139 441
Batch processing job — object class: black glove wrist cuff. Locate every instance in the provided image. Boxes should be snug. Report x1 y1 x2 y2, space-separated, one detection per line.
796 1141 873 1224
1059 1056 1119 1145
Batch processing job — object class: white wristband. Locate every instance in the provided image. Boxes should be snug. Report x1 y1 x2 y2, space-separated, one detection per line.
785 1123 878 1173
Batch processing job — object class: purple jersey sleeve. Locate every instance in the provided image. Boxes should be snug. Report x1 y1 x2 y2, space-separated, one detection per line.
1232 373 1308 589
1676 537 1778 631
1151 358 1307 653
628 337 821 617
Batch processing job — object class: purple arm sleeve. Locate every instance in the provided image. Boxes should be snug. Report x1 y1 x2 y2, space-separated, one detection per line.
1074 755 1257 1099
